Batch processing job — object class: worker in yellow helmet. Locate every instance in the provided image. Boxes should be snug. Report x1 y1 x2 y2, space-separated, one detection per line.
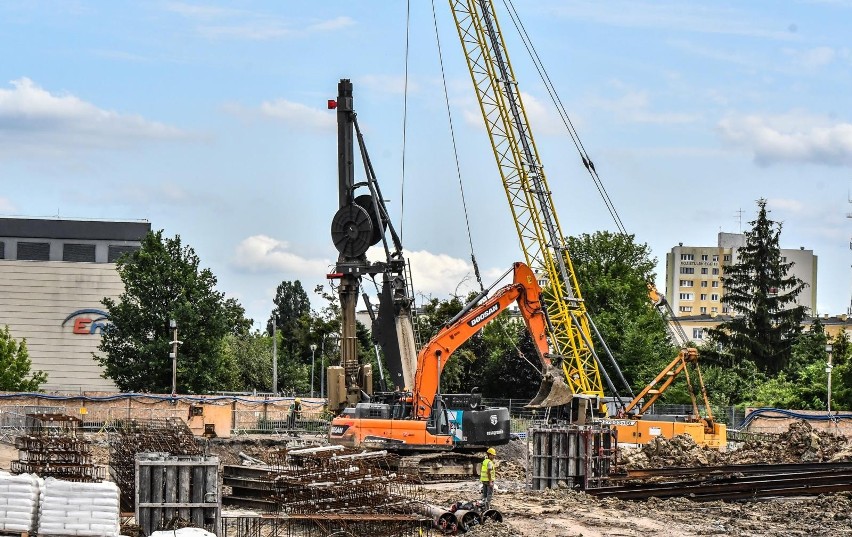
480 447 496 507
288 398 302 430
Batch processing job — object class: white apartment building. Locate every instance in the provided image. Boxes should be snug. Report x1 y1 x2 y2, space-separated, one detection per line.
665 232 817 317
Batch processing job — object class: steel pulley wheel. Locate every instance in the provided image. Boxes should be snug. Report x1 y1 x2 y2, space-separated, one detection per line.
354 194 385 247
331 203 374 258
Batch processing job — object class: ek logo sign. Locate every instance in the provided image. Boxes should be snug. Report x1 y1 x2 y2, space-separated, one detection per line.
61 309 111 335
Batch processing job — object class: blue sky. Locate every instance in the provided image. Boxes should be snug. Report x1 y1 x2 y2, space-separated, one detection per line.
1 1 851 329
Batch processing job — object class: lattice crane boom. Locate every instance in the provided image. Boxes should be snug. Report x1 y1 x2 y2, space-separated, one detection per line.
448 0 604 398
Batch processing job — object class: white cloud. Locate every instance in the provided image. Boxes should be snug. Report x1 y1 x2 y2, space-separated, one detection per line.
717 111 852 167
307 16 354 32
358 74 418 95
256 99 336 131
0 77 186 154
367 247 508 300
0 197 17 213
166 2 353 40
784 46 837 70
543 1 795 41
590 85 699 125
233 235 332 277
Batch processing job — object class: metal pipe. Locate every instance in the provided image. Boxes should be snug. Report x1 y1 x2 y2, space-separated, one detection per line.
481 509 503 523
419 504 458 534
453 509 482 533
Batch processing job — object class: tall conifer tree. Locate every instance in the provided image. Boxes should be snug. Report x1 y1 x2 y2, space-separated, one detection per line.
710 199 807 375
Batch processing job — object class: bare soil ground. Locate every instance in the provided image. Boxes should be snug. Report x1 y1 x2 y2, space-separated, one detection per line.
3 421 851 536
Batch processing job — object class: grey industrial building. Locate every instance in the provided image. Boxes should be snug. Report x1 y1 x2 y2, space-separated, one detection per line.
0 217 150 392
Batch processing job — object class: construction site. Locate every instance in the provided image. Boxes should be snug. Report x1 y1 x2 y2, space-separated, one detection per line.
2 1 852 537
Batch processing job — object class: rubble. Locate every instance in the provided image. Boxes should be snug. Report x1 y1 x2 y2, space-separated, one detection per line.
464 520 522 536
619 420 850 469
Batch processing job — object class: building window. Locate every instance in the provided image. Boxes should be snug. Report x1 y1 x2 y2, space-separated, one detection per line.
0 241 4 259
680 267 694 274
693 328 705 339
781 256 787 263
712 268 720 275
700 307 707 314
679 306 693 313
63 243 96 262
681 253 694 261
711 294 719 301
711 307 718 313
700 294 707 300
712 255 719 262
701 281 708 288
679 293 694 300
701 268 708 275
712 281 719 288
17 241 50 261
680 280 693 287
108 245 140 263
722 306 730 313
723 254 731 262
701 254 708 261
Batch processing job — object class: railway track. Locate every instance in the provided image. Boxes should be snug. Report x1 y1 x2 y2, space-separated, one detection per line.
591 462 852 501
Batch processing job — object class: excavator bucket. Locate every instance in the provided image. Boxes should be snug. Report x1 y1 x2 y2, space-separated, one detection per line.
526 366 574 408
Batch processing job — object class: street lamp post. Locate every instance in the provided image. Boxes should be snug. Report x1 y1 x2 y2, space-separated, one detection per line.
825 343 834 414
310 344 317 398
169 319 182 396
272 314 278 395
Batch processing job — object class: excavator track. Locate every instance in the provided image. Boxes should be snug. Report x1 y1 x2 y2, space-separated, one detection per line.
398 452 483 482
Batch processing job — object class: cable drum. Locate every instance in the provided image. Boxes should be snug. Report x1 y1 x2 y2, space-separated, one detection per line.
331 203 374 258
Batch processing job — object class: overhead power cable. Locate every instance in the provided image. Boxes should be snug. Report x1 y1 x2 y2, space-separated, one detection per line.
501 0 628 236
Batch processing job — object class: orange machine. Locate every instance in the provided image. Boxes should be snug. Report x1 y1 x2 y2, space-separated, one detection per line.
602 285 726 449
329 262 558 457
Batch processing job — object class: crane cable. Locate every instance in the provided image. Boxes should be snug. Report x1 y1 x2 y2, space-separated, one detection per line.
431 0 485 293
500 0 628 236
432 0 540 374
400 0 412 242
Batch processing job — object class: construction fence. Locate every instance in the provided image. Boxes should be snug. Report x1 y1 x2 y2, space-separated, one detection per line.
0 393 780 441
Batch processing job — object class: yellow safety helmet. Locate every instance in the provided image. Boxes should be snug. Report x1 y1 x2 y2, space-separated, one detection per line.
487 448 496 456
294 398 301 403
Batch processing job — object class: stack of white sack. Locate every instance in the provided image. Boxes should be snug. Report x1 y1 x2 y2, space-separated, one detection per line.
0 471 40 533
38 477 120 537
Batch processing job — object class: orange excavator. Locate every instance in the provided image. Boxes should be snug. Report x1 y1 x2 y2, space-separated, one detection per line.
329 262 563 476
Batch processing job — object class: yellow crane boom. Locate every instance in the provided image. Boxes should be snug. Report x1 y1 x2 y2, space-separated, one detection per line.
448 0 604 401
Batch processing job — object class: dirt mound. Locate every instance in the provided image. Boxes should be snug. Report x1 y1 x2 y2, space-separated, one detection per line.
464 521 522 537
496 437 528 463
619 433 722 469
728 420 849 464
620 420 850 469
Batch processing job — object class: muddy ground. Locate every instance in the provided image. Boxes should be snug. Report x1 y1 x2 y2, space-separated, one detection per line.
2 421 851 536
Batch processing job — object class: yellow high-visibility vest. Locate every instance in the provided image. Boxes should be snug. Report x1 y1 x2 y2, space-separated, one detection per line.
480 458 494 482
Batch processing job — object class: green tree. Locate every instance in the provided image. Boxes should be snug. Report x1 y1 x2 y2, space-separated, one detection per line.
0 325 47 391
709 199 807 375
826 331 851 409
565 231 674 396
96 231 252 393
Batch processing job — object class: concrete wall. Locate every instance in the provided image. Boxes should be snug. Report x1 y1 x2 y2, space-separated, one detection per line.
0 261 122 392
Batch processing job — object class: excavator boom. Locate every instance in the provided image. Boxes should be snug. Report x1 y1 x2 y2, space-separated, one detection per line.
412 262 567 417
